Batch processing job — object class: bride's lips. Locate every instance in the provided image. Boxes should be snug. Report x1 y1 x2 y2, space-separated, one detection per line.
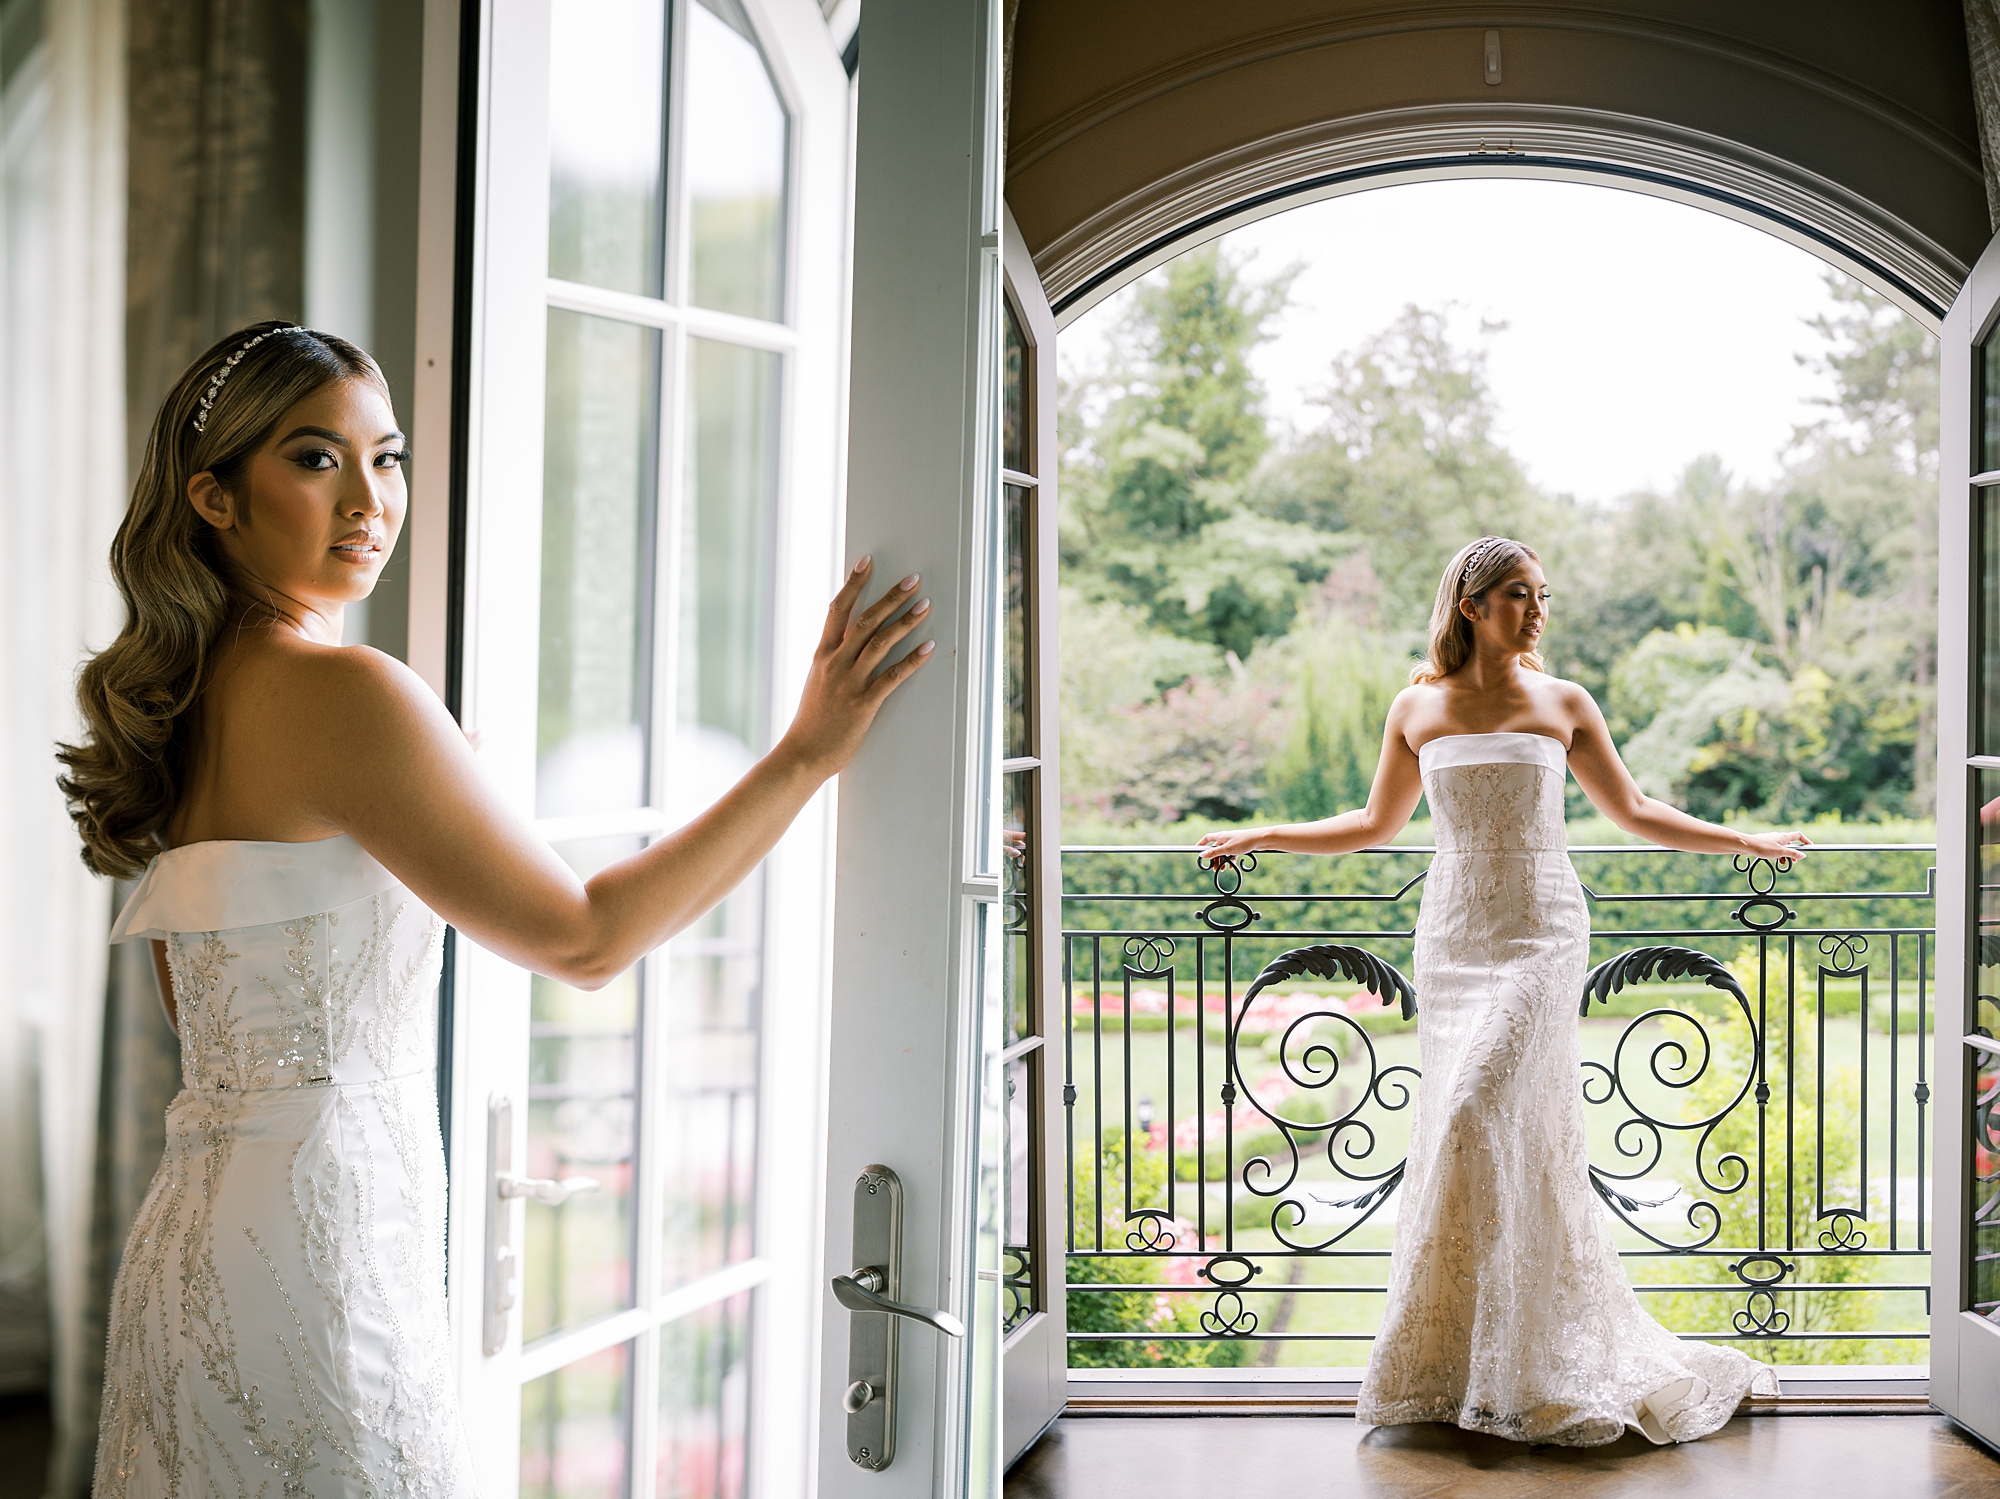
330 532 384 564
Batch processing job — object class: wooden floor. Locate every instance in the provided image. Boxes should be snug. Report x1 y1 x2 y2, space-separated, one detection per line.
1006 1414 2000 1499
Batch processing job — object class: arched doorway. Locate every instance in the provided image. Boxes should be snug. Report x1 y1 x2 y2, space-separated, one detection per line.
1001 0 1997 1459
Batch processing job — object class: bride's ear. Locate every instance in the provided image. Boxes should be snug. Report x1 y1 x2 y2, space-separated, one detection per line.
1457 595 1483 622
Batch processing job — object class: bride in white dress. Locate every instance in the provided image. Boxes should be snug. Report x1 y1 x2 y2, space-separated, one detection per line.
58 322 932 1495
1200 535 1807 1446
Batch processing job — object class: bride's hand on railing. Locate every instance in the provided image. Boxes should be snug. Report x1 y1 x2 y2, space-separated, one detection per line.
1738 829 1813 862
1197 827 1269 863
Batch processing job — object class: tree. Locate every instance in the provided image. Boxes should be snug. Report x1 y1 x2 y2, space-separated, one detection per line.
1062 246 1342 662
1249 305 1587 633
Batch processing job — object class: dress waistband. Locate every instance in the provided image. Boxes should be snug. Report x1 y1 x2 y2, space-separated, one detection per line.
175 1066 434 1099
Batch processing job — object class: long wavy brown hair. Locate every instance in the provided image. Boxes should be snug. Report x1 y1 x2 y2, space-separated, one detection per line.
58 321 389 878
1410 535 1548 685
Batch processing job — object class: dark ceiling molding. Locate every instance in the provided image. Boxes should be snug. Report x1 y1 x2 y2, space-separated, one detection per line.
1008 6 1981 184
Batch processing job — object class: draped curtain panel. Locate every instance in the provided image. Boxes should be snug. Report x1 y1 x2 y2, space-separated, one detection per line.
0 0 127 1495
1968 0 2000 230
124 0 308 471
8 2 308 1493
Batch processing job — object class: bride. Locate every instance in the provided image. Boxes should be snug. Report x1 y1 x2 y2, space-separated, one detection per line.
1198 534 1803 1446
59 322 931 1495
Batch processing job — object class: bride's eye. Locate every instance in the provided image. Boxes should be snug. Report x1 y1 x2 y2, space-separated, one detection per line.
294 448 337 472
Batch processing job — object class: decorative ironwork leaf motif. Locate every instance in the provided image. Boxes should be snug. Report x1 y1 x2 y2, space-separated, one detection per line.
1579 944 1749 1020
1308 1161 1406 1214
1243 942 1418 1021
1588 1168 1679 1214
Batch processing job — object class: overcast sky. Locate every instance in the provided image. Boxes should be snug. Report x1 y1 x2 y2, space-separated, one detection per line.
1056 178 1890 508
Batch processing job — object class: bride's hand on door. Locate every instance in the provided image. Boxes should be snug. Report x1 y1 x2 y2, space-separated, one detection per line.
777 555 936 777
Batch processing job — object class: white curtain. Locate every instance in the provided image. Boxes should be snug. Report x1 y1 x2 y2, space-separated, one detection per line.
0 0 126 1493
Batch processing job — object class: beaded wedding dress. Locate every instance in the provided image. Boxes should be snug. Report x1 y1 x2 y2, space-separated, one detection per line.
1355 733 1778 1445
95 836 476 1497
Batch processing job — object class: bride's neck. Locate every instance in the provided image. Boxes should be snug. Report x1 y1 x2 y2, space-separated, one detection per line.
1455 648 1526 692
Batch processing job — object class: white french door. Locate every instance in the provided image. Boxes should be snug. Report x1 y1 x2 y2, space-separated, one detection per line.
426 2 854 1494
1934 223 2000 1446
811 0 1007 1494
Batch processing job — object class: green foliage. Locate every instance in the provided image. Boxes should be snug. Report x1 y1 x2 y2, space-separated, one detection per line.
1060 243 1939 831
1067 1129 1251 1368
1257 603 1413 821
1063 246 1344 662
1247 305 1589 630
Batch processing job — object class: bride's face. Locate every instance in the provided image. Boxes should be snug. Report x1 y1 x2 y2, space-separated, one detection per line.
1464 559 1549 655
189 377 409 632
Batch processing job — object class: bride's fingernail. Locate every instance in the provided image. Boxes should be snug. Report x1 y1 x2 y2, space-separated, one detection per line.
899 573 919 590
852 554 871 575
911 598 931 615
917 641 935 655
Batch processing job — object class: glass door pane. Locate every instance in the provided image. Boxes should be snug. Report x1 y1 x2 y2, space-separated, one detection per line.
655 1292 752 1497
522 1341 636 1499
527 837 647 1342
548 0 668 296
678 338 778 768
684 0 787 320
539 311 662 818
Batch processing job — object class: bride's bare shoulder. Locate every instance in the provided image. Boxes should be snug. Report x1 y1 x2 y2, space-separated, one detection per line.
1538 674 1605 724
1390 682 1443 715
269 638 459 753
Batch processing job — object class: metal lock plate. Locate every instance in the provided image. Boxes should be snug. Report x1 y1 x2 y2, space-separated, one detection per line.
844 1165 902 1470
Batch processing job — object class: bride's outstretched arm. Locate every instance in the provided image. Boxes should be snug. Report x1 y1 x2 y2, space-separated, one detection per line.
279 558 931 989
1565 686 1809 861
1197 699 1424 861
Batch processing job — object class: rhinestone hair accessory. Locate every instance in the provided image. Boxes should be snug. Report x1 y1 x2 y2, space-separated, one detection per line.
1459 535 1506 587
191 326 308 435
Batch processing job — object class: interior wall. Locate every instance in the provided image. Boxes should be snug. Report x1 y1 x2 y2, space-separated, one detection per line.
1005 1 1989 315
305 0 424 661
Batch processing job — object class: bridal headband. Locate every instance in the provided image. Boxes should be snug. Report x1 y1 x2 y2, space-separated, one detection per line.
191 325 309 435
1459 535 1508 585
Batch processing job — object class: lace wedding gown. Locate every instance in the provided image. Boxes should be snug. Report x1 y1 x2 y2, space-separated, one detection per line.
1355 732 1778 1445
95 836 476 1496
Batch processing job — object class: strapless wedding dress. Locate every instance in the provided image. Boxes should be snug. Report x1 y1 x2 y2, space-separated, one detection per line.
1355 733 1777 1445
95 835 476 1496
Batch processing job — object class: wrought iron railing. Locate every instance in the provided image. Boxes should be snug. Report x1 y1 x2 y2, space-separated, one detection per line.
1055 840 1937 1366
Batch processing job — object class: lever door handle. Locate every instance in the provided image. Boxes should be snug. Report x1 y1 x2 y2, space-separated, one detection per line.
497 1172 601 1206
831 1268 966 1338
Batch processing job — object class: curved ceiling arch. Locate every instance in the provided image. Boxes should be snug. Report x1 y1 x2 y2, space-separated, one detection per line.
1006 2 1987 332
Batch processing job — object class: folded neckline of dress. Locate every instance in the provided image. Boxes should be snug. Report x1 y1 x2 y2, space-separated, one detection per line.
1417 731 1569 773
109 833 402 941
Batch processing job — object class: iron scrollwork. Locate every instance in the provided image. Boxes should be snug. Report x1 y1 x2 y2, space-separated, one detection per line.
1576 944 1760 1251
1230 943 1421 1250
1198 1254 1262 1336
1195 850 1261 933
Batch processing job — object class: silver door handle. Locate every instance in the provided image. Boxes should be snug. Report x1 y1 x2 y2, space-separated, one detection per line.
831 1268 967 1338
498 1172 601 1206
